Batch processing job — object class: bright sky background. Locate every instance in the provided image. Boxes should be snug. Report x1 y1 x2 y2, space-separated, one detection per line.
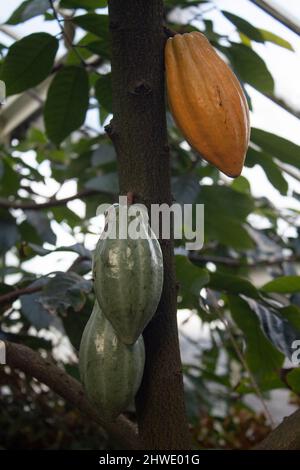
1 0 300 274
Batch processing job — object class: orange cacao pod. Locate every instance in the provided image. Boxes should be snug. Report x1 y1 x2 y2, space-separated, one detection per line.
165 32 250 177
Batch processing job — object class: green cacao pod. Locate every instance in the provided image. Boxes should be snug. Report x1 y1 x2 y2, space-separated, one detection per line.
93 204 163 344
79 301 145 422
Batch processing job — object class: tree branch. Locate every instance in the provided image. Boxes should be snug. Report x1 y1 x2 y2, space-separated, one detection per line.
0 189 102 211
49 0 86 66
188 253 300 268
255 408 300 449
0 285 42 305
4 340 139 449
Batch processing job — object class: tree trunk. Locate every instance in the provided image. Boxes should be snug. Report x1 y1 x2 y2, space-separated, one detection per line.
108 0 190 450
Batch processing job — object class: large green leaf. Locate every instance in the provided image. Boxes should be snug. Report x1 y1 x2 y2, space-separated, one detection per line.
205 212 254 250
246 147 288 195
0 33 58 95
199 185 254 250
251 128 300 169
72 13 109 38
44 66 90 145
228 296 284 386
199 185 254 220
223 43 274 93
86 39 111 60
6 0 50 24
222 11 264 42
262 276 300 294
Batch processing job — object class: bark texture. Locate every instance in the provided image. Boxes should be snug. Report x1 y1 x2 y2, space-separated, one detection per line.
108 0 190 450
255 409 300 450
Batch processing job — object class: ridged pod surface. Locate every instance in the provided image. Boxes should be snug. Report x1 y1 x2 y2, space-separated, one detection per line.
165 32 250 177
79 301 145 422
93 204 163 344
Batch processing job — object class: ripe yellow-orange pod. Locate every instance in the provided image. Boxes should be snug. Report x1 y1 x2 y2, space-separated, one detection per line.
165 32 250 177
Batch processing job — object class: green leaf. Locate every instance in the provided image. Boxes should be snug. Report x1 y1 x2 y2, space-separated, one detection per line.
230 176 251 195
41 272 92 315
209 272 259 298
25 210 56 245
176 255 209 308
91 144 116 166
279 305 300 333
6 0 50 25
246 147 288 195
251 128 300 169
94 73 112 118
198 185 254 249
286 369 300 394
0 210 19 254
60 0 107 8
259 29 294 51
222 11 264 42
262 276 300 294
172 174 200 204
62 306 91 350
223 43 274 93
205 212 254 250
44 66 90 145
228 296 284 386
65 32 99 65
0 157 21 195
51 206 82 227
20 279 57 330
86 39 110 60
0 33 58 96
199 185 254 220
85 172 119 194
72 13 109 38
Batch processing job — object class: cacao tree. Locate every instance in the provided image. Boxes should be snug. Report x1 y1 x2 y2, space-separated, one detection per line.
0 0 300 450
